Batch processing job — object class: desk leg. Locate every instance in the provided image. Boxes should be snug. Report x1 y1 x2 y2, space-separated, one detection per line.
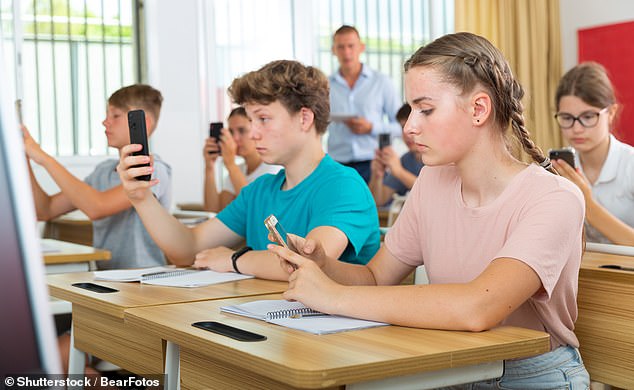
68 323 86 389
346 360 502 390
165 341 180 390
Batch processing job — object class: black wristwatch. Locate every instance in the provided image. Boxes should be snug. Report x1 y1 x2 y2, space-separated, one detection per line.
231 246 252 274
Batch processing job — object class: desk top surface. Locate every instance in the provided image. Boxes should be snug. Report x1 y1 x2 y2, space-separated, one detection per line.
42 238 111 264
581 251 634 281
125 293 550 388
47 272 287 318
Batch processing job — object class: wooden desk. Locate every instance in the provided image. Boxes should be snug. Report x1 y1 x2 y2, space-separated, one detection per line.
43 238 111 267
43 239 111 315
126 294 550 390
47 272 287 384
43 213 93 246
576 251 634 389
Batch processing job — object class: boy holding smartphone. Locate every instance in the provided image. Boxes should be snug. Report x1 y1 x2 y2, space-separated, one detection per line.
24 84 171 270
118 60 380 281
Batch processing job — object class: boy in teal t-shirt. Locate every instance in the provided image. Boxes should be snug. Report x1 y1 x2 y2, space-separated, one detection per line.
118 60 380 281
218 154 379 265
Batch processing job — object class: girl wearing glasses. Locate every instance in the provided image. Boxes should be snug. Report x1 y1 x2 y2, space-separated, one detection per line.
554 62 634 246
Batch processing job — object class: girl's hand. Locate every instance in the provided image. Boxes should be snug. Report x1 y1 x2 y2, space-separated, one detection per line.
203 137 220 167
220 128 238 163
268 243 342 313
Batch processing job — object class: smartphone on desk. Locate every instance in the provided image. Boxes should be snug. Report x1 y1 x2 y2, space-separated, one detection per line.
208 122 223 154
549 148 576 169
128 109 151 181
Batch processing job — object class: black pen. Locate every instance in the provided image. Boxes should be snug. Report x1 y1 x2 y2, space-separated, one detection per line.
599 264 634 272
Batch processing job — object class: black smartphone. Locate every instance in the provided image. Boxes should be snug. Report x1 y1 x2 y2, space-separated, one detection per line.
128 109 151 181
192 321 266 342
72 282 118 294
549 148 576 169
208 122 223 154
378 133 391 149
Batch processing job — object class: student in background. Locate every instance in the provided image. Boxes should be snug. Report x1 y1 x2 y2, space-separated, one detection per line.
271 32 589 388
553 62 634 246
369 103 423 206
327 25 401 182
203 107 281 212
118 60 380 281
24 84 170 376
24 84 171 270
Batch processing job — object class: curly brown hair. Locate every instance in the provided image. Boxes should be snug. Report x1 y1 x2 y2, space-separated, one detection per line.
228 60 330 134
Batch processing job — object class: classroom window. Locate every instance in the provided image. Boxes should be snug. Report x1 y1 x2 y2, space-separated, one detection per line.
211 0 454 117
0 0 140 157
315 0 454 101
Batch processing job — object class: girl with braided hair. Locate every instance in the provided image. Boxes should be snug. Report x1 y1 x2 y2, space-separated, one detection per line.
270 32 589 389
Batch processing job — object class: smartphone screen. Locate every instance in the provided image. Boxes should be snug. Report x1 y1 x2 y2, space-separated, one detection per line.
378 133 391 149
128 109 151 181
549 148 576 169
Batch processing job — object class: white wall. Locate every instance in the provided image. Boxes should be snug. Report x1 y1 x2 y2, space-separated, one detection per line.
143 0 212 207
559 0 634 71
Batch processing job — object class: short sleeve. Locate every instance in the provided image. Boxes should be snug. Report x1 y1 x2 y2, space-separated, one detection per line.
216 181 250 237
307 175 378 257
496 183 584 298
150 159 172 209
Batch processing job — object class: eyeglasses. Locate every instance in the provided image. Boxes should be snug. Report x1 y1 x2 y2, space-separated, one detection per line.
554 107 609 129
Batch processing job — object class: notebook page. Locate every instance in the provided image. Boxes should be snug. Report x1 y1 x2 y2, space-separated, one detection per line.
94 266 172 282
220 299 312 320
141 270 253 288
269 315 387 335
220 299 387 334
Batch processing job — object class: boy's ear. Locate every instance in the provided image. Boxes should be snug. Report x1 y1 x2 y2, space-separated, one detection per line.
299 108 315 132
145 113 155 135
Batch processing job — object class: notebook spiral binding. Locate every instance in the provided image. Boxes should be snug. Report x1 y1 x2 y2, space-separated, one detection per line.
266 307 322 320
141 269 196 281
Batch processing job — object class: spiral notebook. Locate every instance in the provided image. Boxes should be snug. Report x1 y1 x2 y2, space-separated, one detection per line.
93 266 253 288
220 299 387 335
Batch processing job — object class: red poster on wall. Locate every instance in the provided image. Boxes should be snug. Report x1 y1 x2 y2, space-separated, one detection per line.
578 20 634 146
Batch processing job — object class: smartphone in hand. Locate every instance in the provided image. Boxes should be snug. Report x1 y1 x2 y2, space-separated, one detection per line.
378 133 391 149
264 214 297 251
208 122 223 154
128 109 151 181
549 148 576 169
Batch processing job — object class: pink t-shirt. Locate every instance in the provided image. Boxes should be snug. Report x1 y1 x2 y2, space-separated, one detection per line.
385 164 585 349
